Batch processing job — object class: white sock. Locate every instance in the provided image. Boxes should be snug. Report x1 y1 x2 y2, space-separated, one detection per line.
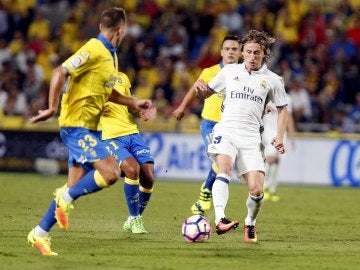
127 215 139 222
62 188 74 203
34 225 49 238
245 193 264 226
267 163 279 194
212 173 231 225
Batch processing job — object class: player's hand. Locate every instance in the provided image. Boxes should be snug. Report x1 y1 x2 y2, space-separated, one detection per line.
29 108 56 123
194 79 212 99
102 103 111 117
171 107 185 121
134 99 156 121
140 104 157 121
271 137 285 154
264 103 276 114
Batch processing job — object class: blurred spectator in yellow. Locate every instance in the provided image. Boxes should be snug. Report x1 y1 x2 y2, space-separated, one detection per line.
274 7 299 45
27 10 50 41
252 3 275 33
133 75 154 100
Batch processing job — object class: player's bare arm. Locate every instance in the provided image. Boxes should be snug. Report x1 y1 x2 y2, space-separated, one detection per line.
271 106 288 154
29 65 67 123
171 85 197 121
109 90 157 120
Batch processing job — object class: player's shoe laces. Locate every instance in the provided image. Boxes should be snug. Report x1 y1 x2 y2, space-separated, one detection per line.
27 229 58 256
191 201 205 215
216 217 239 235
244 225 257 243
123 216 148 234
191 184 212 215
54 186 74 230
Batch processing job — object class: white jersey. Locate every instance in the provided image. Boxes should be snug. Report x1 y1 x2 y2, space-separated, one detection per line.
208 63 288 146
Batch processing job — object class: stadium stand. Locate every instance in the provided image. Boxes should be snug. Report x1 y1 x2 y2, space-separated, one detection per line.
0 0 359 133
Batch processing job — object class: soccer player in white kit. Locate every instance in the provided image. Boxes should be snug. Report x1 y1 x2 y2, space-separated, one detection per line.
195 30 289 242
262 95 296 202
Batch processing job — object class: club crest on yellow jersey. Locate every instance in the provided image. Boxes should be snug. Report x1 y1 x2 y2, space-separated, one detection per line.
70 51 90 69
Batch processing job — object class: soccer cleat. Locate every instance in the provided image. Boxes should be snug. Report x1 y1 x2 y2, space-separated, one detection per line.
27 229 58 256
54 186 74 230
190 184 212 215
244 225 257 243
123 216 148 234
269 194 280 202
216 217 239 235
264 191 280 202
191 201 205 216
198 184 212 211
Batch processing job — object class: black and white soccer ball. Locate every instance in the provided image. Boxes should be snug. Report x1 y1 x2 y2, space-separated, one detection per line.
182 215 211 242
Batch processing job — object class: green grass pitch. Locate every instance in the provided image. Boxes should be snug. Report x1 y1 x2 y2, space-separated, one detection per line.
1 172 360 270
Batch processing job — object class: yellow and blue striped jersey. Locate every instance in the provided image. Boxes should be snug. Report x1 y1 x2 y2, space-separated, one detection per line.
59 37 118 130
199 63 225 123
100 72 139 140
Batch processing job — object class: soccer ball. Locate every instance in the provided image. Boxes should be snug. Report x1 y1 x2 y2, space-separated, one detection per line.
182 215 211 242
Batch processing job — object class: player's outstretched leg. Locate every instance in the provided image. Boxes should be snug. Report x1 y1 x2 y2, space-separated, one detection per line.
54 169 112 230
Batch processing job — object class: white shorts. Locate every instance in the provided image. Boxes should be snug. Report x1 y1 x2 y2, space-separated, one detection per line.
207 133 265 178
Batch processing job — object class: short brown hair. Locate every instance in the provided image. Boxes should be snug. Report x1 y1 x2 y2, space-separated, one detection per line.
100 7 127 29
240 30 275 61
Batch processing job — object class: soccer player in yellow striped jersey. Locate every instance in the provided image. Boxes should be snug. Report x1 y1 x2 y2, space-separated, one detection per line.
27 7 154 256
172 35 242 215
100 72 156 234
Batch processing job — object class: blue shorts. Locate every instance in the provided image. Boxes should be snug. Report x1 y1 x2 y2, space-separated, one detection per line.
60 127 111 168
103 133 154 165
200 119 217 147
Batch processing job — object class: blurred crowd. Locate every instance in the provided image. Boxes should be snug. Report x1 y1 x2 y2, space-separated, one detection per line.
0 0 360 133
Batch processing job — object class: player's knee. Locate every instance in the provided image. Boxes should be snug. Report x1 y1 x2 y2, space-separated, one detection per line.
124 164 140 180
105 167 121 185
248 184 264 197
141 175 155 189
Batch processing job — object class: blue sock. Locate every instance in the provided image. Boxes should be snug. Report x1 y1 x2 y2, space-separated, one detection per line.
203 168 217 190
139 191 152 215
68 170 103 200
124 180 140 217
39 199 57 232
